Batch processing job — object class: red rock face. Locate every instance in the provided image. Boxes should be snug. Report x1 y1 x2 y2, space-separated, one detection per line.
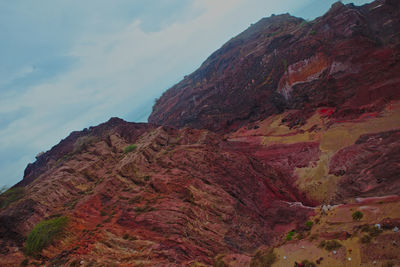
149 0 400 132
0 120 314 266
330 129 400 200
1 0 400 266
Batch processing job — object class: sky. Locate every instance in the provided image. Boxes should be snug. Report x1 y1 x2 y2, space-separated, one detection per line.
0 0 373 189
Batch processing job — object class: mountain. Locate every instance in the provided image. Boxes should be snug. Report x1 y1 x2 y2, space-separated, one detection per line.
149 0 400 132
1 0 399 266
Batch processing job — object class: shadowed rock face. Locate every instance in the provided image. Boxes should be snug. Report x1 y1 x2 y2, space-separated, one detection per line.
149 0 400 132
1 0 400 266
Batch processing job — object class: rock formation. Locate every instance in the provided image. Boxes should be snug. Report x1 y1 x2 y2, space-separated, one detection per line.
1 0 399 266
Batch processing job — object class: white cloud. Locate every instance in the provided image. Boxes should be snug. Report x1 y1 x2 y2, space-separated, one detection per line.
1 0 326 187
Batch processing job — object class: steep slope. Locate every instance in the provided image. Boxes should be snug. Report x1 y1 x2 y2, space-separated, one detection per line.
149 0 400 132
0 118 314 266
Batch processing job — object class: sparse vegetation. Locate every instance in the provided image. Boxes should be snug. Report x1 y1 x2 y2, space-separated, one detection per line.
300 20 309 27
20 259 29 266
190 262 208 267
124 144 137 153
360 234 372 243
250 248 277 267
382 261 394 267
214 254 228 267
360 224 382 237
309 233 319 241
25 216 68 256
310 29 316 35
352 211 363 221
63 199 78 210
0 185 8 194
129 195 143 204
318 239 342 251
301 260 316 267
0 187 24 209
305 220 313 229
134 203 154 213
73 136 99 154
282 59 288 71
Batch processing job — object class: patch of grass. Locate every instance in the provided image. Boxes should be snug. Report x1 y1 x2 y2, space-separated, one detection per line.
286 231 295 241
124 144 137 153
0 187 25 209
250 248 277 267
352 211 363 221
25 216 68 256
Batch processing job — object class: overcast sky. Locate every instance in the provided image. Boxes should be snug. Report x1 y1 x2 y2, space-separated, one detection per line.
0 0 373 188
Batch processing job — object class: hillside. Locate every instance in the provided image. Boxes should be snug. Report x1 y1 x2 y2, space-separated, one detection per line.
1 0 399 266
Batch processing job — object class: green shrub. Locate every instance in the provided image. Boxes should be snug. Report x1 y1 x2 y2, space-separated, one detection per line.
124 144 137 153
352 211 363 221
310 29 316 35
25 216 68 256
305 220 313 229
250 248 277 267
286 231 295 241
0 187 24 209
